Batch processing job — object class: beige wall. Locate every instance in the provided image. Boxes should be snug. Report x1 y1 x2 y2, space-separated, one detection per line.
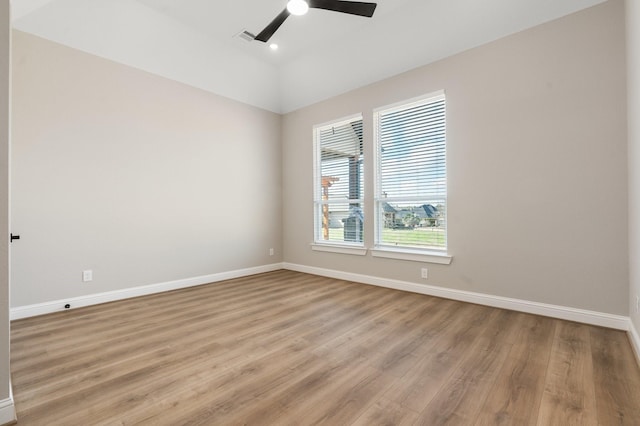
0 0 9 406
628 0 640 331
282 1 628 314
7 2 631 321
10 31 283 307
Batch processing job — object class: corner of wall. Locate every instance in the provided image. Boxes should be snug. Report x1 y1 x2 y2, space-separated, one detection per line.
0 387 16 426
629 318 640 368
627 0 640 341
1 0 13 413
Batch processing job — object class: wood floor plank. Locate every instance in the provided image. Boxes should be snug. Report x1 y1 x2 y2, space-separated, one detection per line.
413 309 521 425
590 326 640 425
211 351 369 425
10 278 304 367
98 340 319 425
294 365 396 425
9 270 640 425
352 398 420 426
474 314 555 426
383 303 497 412
536 321 597 426
11 275 354 390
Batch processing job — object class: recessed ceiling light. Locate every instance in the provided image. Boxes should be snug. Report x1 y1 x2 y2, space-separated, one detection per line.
269 43 279 50
287 0 309 16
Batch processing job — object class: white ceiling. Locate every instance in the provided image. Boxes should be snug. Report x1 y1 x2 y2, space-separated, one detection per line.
11 0 606 113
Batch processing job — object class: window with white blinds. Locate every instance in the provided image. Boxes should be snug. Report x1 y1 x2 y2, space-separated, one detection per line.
314 115 364 246
374 92 447 251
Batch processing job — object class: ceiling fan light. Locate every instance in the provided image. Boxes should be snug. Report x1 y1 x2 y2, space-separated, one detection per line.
287 0 309 16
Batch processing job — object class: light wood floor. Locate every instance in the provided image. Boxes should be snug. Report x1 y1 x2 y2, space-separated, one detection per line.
10 270 640 425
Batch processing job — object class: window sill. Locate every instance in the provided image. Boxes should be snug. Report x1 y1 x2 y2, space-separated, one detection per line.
311 243 368 256
371 247 452 264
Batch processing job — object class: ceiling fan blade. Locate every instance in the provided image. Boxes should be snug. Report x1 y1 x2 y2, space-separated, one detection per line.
307 0 377 17
255 8 291 42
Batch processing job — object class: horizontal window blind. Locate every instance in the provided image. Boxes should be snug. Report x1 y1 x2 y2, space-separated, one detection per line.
375 94 447 250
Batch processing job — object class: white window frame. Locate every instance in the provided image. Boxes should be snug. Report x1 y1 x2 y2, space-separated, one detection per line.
311 114 367 256
372 91 452 264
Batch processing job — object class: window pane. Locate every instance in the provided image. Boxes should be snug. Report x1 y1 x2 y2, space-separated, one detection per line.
316 202 364 243
319 120 364 201
377 200 446 249
315 116 364 245
378 99 446 199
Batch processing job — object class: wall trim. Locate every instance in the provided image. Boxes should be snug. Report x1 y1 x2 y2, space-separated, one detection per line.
283 263 630 330
0 396 16 426
11 261 633 333
629 320 640 368
10 263 284 320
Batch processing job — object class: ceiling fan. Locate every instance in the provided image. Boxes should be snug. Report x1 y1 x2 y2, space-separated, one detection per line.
254 0 378 43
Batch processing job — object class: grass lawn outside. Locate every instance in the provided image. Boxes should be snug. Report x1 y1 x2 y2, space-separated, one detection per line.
326 226 445 248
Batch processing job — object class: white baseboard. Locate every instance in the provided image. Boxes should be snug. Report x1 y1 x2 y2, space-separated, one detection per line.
11 261 633 333
283 263 630 330
629 320 640 367
0 396 16 426
11 263 284 320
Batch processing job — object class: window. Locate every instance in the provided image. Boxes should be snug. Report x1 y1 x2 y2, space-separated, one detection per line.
313 115 364 247
374 92 447 252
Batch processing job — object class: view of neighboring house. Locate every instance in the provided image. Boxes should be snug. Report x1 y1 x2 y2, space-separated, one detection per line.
382 202 442 229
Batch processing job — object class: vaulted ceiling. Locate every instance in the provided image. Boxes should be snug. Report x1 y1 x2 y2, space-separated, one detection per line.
12 0 605 113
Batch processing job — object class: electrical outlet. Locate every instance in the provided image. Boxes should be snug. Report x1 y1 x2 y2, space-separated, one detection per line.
269 248 274 256
82 270 93 282
421 268 428 279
